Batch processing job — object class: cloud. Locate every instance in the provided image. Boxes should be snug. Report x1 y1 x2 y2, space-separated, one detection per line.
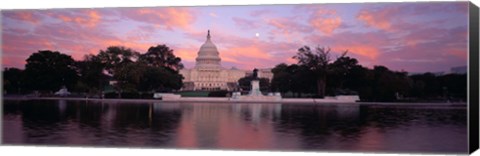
249 9 272 17
305 2 468 73
374 25 467 72
1 3 468 73
120 7 197 30
223 46 272 60
334 45 379 60
2 27 30 35
2 9 163 69
2 33 57 55
232 17 260 30
181 29 301 70
101 39 153 53
310 16 342 35
2 9 106 28
447 49 467 60
392 58 443 63
2 56 27 69
209 12 218 18
265 17 312 41
356 8 394 31
219 40 300 70
305 30 389 62
172 46 198 62
378 31 463 71
286 57 297 64
2 32 60 68
295 5 343 34
409 2 468 15
52 10 102 28
2 11 41 24
356 2 468 31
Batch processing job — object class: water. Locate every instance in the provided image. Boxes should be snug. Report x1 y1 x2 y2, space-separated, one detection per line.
2 99 468 154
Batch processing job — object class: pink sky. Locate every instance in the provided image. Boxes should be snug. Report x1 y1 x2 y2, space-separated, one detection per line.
1 2 469 73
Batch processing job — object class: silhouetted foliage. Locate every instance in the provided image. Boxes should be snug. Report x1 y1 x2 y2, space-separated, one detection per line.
269 45 466 102
343 65 374 100
439 74 467 100
139 65 184 92
271 64 316 97
87 45 184 95
139 44 184 71
368 66 411 102
238 75 270 93
2 44 185 97
208 90 230 97
95 46 140 76
271 63 291 93
113 61 145 92
75 55 109 94
23 50 78 93
3 67 25 94
293 46 345 98
112 61 183 93
327 53 358 94
138 45 184 92
409 73 466 101
2 43 467 102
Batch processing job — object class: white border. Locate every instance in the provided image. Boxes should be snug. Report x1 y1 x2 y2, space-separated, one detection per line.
0 0 478 156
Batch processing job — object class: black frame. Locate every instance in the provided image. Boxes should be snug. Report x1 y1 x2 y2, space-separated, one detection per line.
468 2 479 154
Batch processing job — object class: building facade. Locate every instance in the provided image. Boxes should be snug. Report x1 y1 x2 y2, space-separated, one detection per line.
179 30 272 91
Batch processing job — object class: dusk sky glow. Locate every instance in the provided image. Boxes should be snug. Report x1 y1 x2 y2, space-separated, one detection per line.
1 2 469 72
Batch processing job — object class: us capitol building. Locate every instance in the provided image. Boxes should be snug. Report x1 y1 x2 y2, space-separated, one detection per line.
179 30 273 91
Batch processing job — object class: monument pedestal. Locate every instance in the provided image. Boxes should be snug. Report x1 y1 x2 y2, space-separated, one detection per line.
231 80 282 101
248 80 263 96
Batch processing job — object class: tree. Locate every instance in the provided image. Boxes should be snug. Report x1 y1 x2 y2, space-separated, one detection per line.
89 45 184 95
290 65 317 97
113 62 146 92
343 65 374 100
238 76 270 93
408 73 466 101
139 44 184 71
23 50 78 92
95 46 140 75
138 65 184 92
293 46 338 98
91 46 140 95
438 74 466 101
137 44 184 92
156 67 184 91
75 54 109 94
369 66 411 101
329 53 358 91
271 63 292 93
271 63 316 97
3 67 25 94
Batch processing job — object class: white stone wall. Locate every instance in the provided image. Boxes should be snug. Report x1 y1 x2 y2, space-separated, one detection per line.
180 68 247 91
259 68 273 81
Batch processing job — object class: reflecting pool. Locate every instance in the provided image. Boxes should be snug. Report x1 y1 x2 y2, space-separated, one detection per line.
2 99 468 154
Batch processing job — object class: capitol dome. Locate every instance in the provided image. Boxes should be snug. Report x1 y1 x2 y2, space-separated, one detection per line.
179 29 273 91
195 30 222 69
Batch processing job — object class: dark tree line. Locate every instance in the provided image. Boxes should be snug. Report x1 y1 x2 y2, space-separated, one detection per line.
270 45 467 102
408 73 466 101
3 44 184 97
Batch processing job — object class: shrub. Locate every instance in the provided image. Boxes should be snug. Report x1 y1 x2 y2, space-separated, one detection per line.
208 90 230 97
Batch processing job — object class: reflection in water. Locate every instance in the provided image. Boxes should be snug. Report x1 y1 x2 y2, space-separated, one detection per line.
2 100 467 153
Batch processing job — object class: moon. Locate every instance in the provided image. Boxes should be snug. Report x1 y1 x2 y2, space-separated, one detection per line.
255 33 260 37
